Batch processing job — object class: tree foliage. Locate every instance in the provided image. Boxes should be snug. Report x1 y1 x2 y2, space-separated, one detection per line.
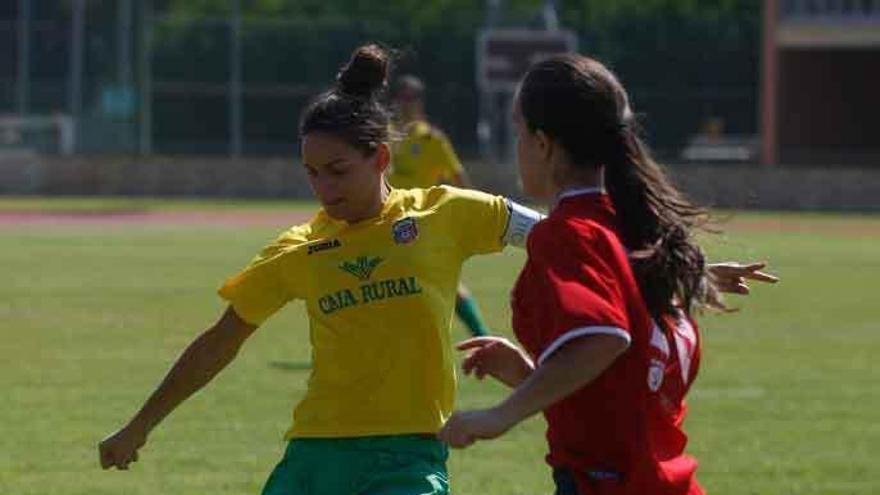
157 0 759 30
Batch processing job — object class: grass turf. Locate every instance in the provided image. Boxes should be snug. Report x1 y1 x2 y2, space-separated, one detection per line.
1 202 877 494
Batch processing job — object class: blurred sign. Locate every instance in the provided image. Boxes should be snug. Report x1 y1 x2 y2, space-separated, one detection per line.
477 29 578 91
681 135 759 162
101 85 137 119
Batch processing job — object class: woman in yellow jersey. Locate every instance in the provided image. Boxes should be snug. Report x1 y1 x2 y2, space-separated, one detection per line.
96 45 543 495
389 75 493 338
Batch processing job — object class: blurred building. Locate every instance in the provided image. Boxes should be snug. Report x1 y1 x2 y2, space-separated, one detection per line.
762 0 880 165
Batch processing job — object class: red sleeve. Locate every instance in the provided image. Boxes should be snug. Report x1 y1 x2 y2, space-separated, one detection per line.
528 219 633 364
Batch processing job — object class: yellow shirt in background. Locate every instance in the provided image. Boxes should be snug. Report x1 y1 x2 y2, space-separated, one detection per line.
219 186 510 438
389 121 464 189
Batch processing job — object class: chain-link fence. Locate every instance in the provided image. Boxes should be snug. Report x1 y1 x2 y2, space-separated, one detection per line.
0 1 762 159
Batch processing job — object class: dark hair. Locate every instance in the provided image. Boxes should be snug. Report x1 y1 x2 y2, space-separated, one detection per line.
300 44 392 155
518 54 719 318
392 75 425 99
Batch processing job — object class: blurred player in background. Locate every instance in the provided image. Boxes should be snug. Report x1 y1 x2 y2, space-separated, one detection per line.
390 75 492 337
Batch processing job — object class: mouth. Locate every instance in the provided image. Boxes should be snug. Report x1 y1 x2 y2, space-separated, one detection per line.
323 198 345 208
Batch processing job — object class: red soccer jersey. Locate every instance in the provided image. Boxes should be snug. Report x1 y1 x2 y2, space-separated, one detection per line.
511 191 704 495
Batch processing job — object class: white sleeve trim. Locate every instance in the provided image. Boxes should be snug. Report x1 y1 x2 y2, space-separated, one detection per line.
537 326 632 365
503 199 546 248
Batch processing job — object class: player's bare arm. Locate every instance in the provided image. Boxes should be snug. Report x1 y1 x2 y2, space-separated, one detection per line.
439 333 628 448
98 306 256 470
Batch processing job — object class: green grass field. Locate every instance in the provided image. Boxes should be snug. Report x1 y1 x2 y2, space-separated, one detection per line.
1 198 878 494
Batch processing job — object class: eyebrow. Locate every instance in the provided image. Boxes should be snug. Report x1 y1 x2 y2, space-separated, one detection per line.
304 157 346 169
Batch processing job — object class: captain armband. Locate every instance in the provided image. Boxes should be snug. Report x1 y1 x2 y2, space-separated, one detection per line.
503 200 546 248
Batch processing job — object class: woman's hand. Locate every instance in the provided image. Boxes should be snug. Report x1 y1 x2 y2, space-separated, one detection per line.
457 337 535 388
709 261 778 295
98 420 148 470
438 408 514 449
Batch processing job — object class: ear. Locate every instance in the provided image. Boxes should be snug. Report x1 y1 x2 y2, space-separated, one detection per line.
374 143 391 174
535 130 554 162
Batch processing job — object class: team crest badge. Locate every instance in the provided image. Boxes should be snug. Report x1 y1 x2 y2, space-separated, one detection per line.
647 359 665 392
392 217 419 244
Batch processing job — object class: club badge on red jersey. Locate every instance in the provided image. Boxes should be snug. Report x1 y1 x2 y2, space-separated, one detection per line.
648 322 670 392
392 217 419 244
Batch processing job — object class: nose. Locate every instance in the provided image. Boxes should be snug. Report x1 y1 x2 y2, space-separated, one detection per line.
309 174 341 203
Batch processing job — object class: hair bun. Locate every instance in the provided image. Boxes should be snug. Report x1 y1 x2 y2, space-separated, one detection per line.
336 44 390 99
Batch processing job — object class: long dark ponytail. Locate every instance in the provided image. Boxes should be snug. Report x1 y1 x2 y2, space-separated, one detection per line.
519 54 718 318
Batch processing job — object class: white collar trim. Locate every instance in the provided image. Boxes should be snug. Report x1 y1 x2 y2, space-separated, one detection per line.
553 187 605 210
558 187 605 200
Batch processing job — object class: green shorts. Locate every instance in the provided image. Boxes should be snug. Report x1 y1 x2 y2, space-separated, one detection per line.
261 434 449 495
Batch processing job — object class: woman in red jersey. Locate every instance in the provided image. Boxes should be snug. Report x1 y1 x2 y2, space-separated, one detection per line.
439 54 774 495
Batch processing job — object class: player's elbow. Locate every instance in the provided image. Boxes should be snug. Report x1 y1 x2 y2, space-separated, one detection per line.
593 333 630 358
198 308 257 363
545 333 630 368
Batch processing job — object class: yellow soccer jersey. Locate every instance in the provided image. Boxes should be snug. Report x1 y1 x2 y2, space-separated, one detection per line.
389 120 464 189
219 186 510 438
